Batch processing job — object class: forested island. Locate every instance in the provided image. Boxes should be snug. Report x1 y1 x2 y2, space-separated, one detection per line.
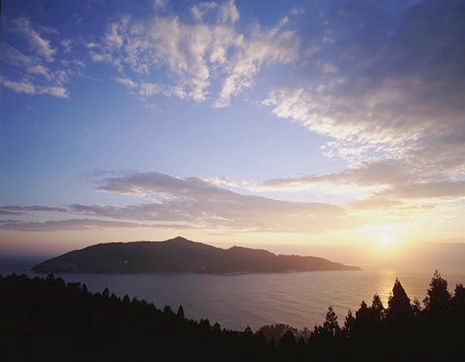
32 236 360 274
1 271 463 361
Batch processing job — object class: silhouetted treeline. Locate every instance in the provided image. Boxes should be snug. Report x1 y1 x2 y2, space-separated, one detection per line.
1 270 464 361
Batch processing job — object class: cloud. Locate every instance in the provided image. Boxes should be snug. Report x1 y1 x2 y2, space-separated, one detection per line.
40 86 69 98
219 0 239 24
90 0 299 105
2 44 34 67
0 210 28 216
91 171 362 232
262 0 464 181
0 205 70 214
1 80 36 95
97 171 236 200
153 0 168 9
115 77 138 89
191 3 218 21
139 82 161 97
214 20 299 107
1 18 79 98
2 169 462 236
379 181 465 200
27 64 51 78
1 172 355 233
264 160 407 189
60 39 73 53
12 17 56 62
0 219 153 232
1 79 69 98
290 7 304 15
262 158 465 209
115 76 164 98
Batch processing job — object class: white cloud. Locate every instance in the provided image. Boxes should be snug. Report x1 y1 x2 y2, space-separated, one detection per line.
290 7 304 15
105 21 126 48
115 77 138 89
219 0 239 24
84 41 99 49
264 74 465 176
191 3 217 21
90 1 299 105
90 52 106 62
0 218 152 232
261 0 464 184
2 44 33 67
1 18 79 99
1 79 69 98
0 170 352 233
60 39 73 53
27 64 51 78
260 159 465 209
114 77 161 99
54 70 68 85
2 169 462 236
153 0 168 9
40 86 69 98
1 80 36 94
13 18 56 62
215 23 299 107
88 171 351 232
139 82 161 97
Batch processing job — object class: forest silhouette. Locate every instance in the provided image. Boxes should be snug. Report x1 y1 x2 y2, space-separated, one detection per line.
1 270 464 361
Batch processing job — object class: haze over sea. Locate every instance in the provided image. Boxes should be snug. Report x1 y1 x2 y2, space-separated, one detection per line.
2 255 464 332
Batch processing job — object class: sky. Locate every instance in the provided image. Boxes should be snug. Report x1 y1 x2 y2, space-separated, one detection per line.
1 0 464 264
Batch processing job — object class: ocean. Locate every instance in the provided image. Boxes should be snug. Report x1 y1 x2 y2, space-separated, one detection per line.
1 257 464 332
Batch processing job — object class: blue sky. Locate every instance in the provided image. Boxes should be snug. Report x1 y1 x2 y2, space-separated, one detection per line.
1 0 464 261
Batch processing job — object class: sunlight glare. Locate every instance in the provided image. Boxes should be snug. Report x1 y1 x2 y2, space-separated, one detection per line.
378 235 394 247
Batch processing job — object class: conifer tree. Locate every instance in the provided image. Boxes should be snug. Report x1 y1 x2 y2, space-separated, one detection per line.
386 278 414 325
423 270 451 314
177 305 185 319
323 306 341 337
342 310 355 338
371 294 385 321
451 283 465 310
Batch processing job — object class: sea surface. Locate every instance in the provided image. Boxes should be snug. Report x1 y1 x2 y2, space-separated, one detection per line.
2 257 464 332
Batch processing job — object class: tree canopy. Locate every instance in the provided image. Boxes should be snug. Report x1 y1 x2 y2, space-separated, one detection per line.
1 270 464 362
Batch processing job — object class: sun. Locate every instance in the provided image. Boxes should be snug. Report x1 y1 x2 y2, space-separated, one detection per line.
378 235 394 246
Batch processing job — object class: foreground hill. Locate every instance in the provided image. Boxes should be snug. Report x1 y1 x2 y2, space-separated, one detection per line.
32 236 360 274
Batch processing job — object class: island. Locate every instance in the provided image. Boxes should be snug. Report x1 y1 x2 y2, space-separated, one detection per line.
32 236 361 274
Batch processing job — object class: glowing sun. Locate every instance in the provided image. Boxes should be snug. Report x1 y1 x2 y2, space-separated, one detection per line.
378 235 395 246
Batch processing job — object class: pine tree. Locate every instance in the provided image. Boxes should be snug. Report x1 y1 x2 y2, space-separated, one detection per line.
323 306 341 338
451 283 465 310
423 270 451 315
412 298 422 318
371 293 385 321
177 305 185 319
386 278 414 325
342 309 355 338
354 300 370 327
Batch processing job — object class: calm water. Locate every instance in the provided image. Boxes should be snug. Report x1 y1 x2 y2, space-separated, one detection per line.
2 258 464 332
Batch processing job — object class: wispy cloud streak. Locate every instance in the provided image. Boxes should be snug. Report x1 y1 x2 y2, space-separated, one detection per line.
263 0 464 181
1 17 86 98
1 172 351 233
